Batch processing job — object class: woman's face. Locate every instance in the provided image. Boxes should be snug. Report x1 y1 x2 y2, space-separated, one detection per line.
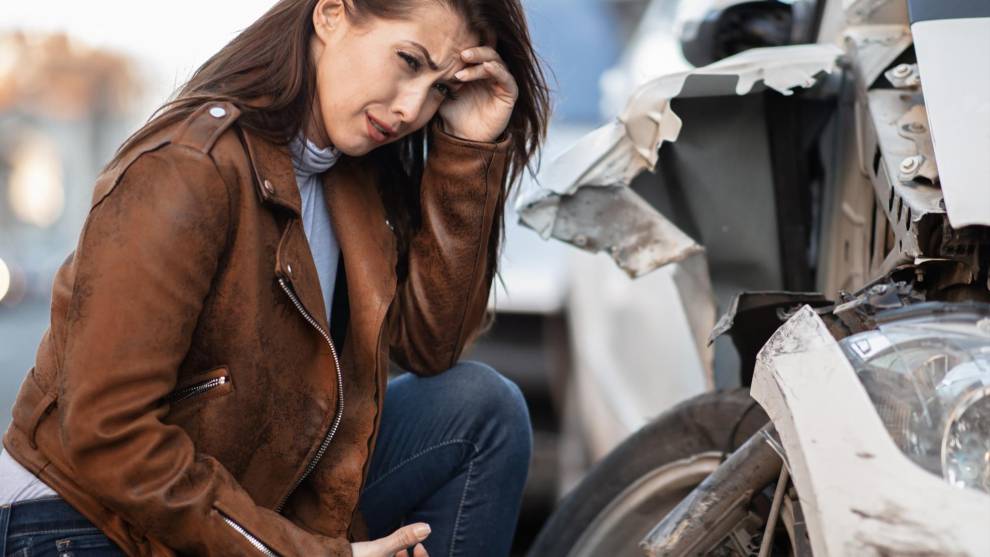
310 0 479 155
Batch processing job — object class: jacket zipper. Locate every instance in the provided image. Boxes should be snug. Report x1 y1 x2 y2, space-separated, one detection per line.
274 277 344 513
219 510 279 557
164 376 227 405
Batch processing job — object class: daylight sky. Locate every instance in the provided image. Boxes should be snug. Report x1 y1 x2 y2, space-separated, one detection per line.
2 1 278 112
2 0 625 123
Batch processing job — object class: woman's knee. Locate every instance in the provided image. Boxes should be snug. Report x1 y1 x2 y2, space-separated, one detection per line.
446 361 533 453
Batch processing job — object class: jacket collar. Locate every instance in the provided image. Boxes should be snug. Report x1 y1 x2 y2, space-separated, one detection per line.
240 125 398 343
240 127 303 215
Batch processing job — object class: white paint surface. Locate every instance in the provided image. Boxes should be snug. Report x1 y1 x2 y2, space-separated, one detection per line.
912 17 990 228
751 307 990 556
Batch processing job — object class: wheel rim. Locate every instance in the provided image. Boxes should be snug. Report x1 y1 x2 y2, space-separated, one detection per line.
567 452 724 557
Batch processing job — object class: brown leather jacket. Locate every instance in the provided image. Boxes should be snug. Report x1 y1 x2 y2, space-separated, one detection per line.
2 102 508 556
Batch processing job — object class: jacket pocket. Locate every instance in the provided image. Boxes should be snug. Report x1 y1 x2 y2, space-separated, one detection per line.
163 366 233 407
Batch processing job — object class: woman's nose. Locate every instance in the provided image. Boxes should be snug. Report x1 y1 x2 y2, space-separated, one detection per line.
391 86 431 127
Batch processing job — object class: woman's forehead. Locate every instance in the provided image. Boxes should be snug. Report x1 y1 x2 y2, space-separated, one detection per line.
381 3 481 66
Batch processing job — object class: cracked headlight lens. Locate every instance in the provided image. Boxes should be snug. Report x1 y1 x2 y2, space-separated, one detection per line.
840 305 990 494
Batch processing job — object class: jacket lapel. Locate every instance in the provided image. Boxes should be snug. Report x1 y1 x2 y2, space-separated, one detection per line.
240 127 331 331
323 158 398 352
239 126 398 345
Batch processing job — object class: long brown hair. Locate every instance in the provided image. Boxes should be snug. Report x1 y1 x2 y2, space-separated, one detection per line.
110 0 550 283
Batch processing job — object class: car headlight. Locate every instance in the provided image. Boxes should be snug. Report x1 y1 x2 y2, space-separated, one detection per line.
839 303 990 494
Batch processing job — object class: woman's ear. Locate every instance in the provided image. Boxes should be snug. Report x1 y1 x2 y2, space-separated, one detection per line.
313 0 346 44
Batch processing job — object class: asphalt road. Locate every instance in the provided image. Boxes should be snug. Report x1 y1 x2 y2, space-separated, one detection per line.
0 299 51 432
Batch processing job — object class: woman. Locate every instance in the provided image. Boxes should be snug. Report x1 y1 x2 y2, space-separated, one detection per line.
0 0 550 555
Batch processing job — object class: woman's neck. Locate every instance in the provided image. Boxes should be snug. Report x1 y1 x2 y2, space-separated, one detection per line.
304 96 332 150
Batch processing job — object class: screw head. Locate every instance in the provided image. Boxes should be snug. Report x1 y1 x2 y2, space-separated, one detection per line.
892 64 912 78
900 156 921 174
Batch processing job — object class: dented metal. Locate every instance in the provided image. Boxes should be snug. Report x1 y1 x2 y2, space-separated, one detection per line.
516 44 843 278
750 306 990 556
547 187 703 278
639 425 782 557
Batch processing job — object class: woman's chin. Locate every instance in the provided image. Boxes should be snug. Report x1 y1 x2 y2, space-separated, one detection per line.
334 138 377 157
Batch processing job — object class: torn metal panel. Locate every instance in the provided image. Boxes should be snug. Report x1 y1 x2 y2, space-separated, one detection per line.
832 280 924 333
710 292 832 385
516 44 843 277
843 0 908 26
550 186 703 278
842 25 912 86
843 0 894 24
751 306 990 556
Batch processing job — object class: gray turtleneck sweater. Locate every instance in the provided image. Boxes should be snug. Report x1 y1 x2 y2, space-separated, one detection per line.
290 133 342 321
0 133 342 504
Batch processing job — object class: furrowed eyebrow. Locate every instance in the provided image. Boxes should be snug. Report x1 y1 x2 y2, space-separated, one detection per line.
408 41 439 71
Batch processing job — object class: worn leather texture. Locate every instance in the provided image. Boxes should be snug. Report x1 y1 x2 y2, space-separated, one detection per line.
2 101 509 556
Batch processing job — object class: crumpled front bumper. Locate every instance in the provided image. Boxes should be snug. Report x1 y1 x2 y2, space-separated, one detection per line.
751 306 990 555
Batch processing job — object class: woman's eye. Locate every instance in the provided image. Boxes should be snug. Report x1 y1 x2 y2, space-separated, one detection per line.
434 83 458 100
398 52 421 71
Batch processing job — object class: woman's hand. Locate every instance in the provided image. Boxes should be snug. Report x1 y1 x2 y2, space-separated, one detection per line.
438 46 518 143
351 522 431 557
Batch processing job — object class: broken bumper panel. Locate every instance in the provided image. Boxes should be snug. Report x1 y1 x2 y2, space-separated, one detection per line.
751 306 990 556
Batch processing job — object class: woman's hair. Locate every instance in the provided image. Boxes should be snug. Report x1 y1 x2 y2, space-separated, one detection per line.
110 0 550 283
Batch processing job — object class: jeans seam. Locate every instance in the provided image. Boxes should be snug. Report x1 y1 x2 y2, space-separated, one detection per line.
11 496 62 505
362 439 478 493
448 455 477 557
8 527 101 539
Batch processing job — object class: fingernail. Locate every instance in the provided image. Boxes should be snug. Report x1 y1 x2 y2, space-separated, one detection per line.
415 524 431 539
454 70 465 81
462 50 472 59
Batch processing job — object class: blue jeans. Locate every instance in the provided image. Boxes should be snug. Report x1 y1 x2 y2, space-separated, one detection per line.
0 362 532 556
358 361 533 557
0 496 125 556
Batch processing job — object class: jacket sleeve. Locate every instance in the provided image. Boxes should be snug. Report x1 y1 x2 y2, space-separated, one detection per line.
387 125 511 376
58 144 351 557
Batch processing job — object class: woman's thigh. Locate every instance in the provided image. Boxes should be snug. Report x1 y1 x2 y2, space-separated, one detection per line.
1 497 125 557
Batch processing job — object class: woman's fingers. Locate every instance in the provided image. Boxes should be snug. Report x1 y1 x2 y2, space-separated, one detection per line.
393 543 428 557
351 523 430 557
381 523 431 556
481 60 519 97
455 61 518 98
460 46 499 63
458 47 517 92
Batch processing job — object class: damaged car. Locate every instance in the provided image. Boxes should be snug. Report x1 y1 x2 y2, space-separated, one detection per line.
519 0 990 554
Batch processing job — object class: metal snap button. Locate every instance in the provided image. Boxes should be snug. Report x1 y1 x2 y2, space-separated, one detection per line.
209 106 227 118
286 263 293 276
385 218 394 231
263 179 275 195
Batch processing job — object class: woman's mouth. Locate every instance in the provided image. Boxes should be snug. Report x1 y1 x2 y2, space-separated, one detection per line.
366 114 394 143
